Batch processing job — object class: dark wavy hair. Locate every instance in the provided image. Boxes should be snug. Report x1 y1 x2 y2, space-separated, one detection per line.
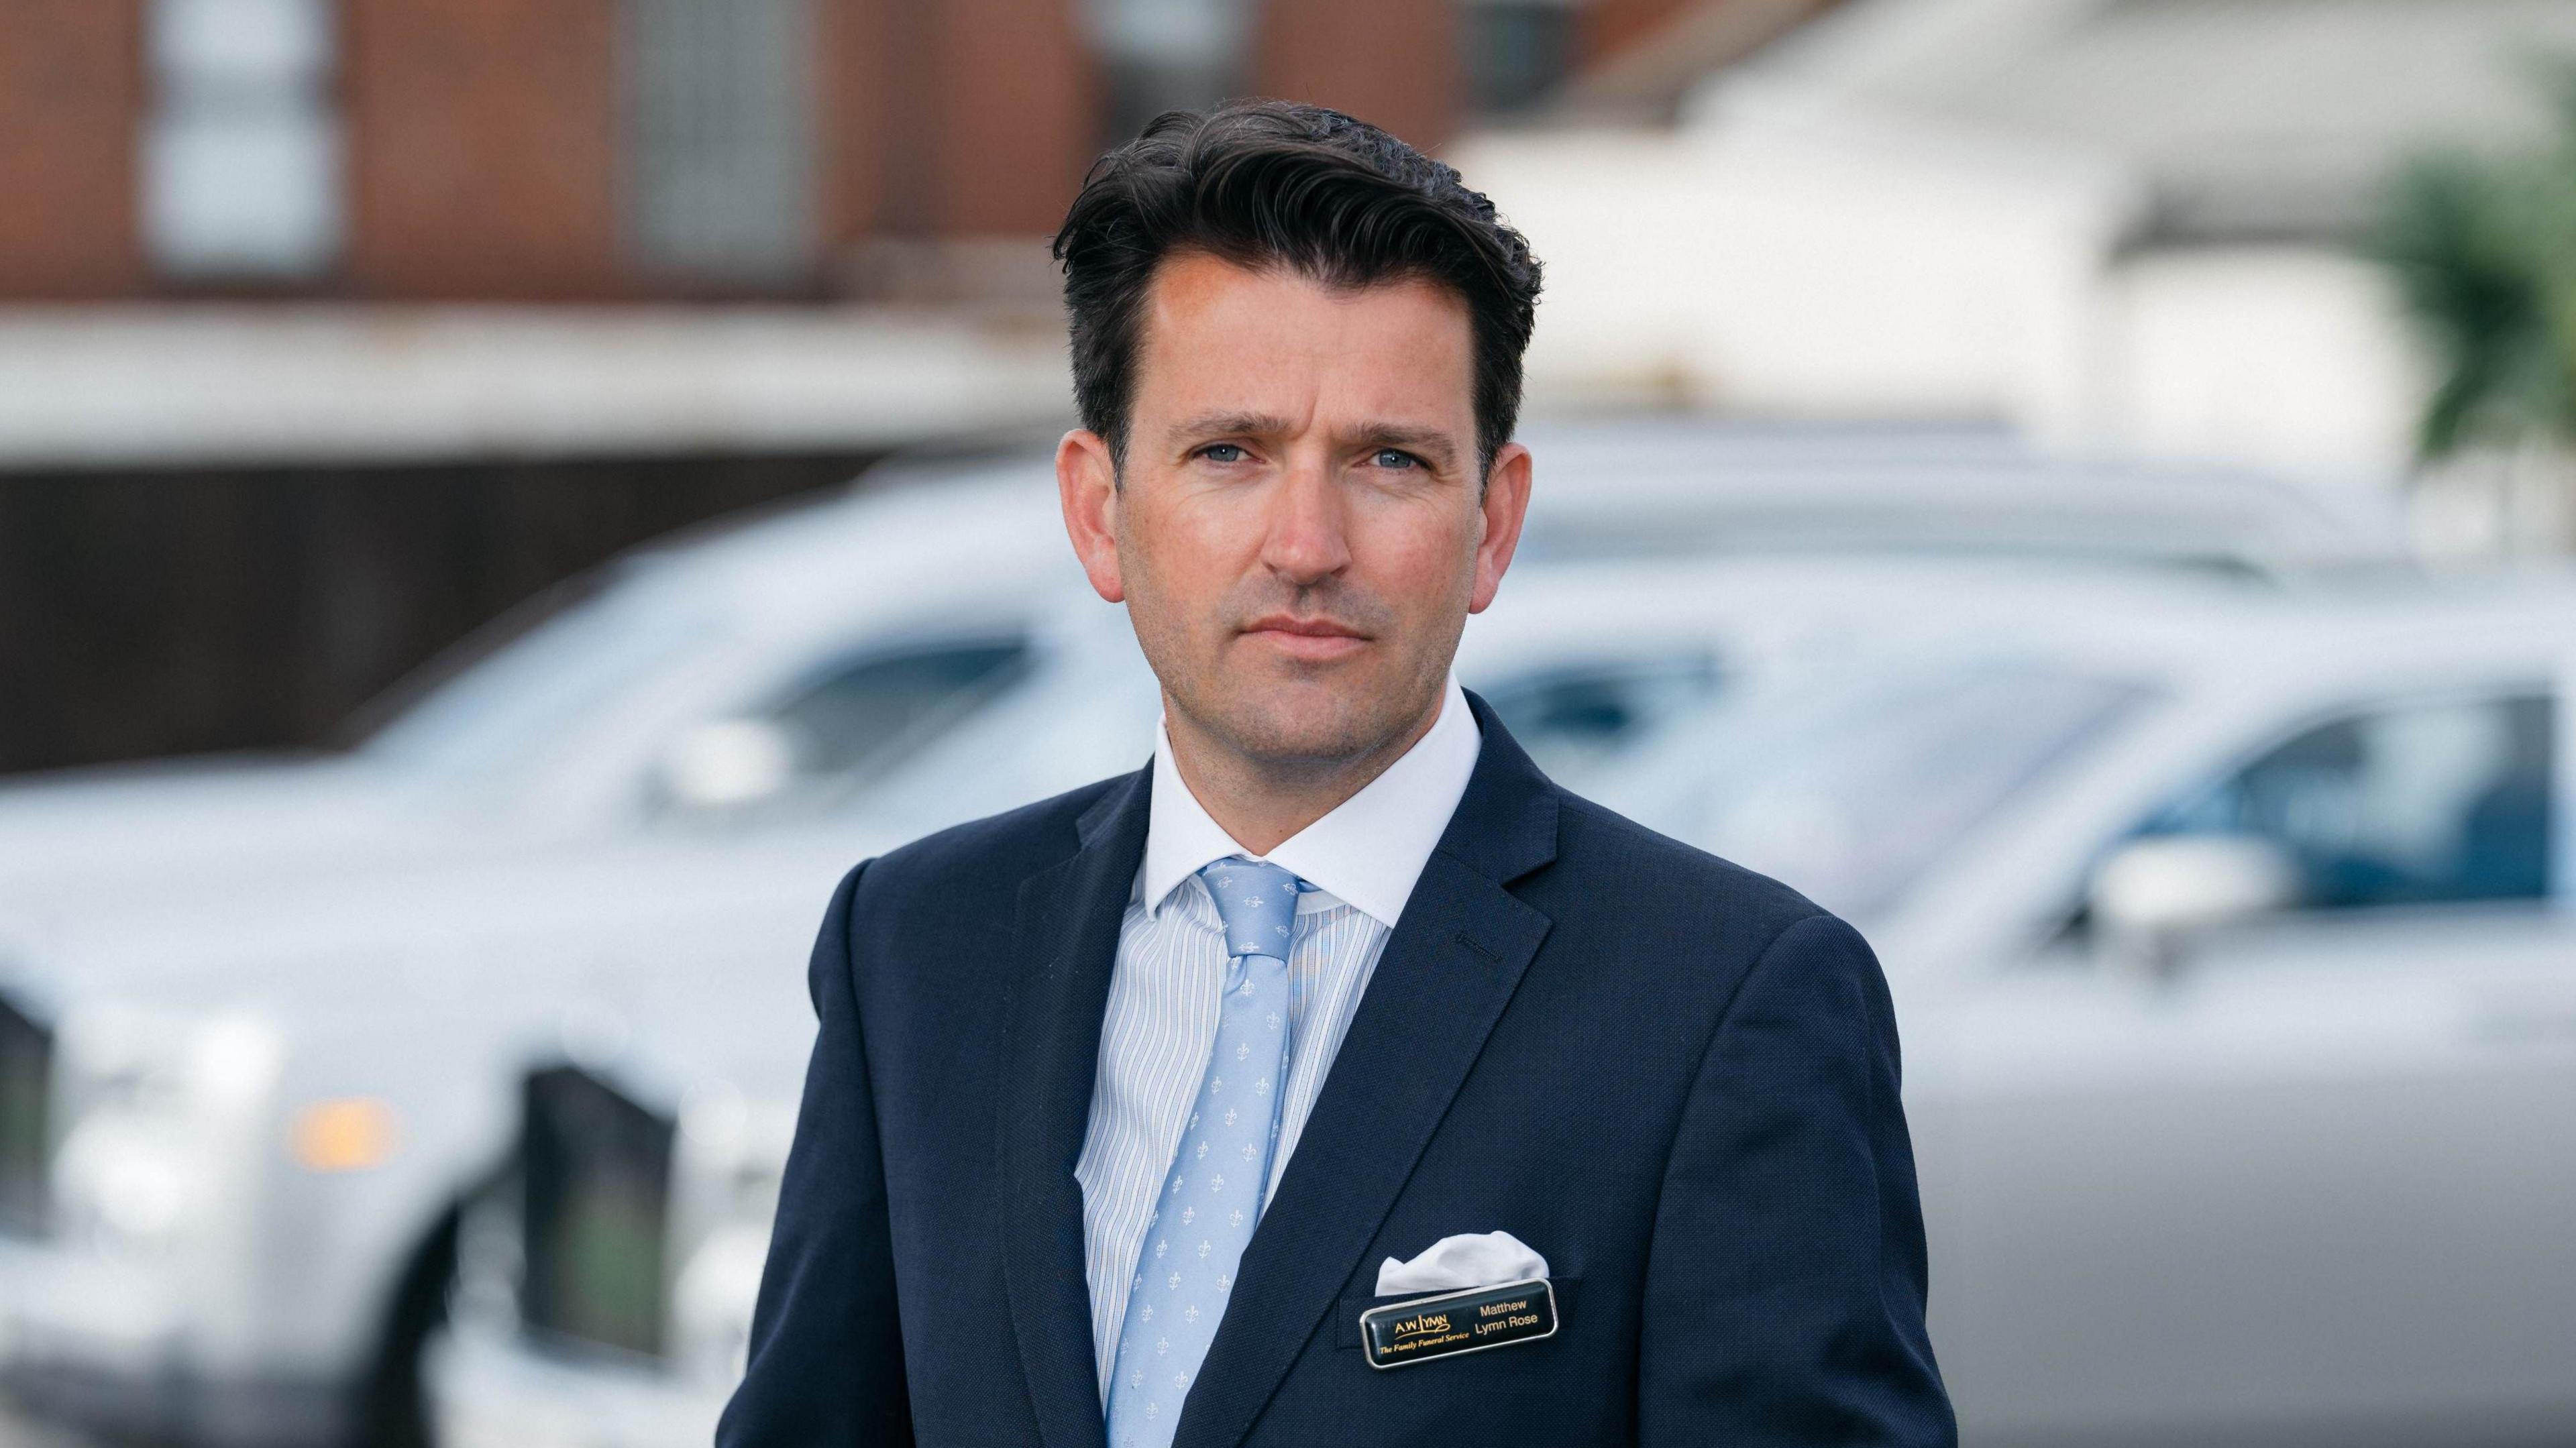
1052 99 1542 476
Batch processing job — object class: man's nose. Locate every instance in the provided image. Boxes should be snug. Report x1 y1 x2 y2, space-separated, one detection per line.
1260 455 1352 586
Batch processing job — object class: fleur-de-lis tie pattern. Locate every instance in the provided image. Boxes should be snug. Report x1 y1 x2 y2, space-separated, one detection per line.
1104 857 1307 1448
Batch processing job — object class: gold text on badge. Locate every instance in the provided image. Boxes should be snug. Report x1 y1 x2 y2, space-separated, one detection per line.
1358 1278 1557 1370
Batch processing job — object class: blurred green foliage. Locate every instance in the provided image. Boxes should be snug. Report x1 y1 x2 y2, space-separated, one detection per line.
2374 66 2576 459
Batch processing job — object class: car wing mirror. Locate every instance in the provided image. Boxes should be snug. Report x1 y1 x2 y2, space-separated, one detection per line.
2088 834 2304 978
655 718 796 812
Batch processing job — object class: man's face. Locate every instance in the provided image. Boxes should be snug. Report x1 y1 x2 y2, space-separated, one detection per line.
1059 252 1530 773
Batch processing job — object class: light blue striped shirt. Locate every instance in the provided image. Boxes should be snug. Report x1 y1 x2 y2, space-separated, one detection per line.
1073 679 1481 1400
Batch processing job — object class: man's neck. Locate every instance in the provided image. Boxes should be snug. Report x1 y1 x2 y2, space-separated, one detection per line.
1162 692 1446 856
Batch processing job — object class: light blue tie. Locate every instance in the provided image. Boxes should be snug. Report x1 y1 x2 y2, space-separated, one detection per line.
1104 856 1307 1448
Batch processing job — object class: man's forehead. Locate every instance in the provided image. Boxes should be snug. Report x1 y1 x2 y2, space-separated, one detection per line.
1144 248 1466 319
1132 253 1475 431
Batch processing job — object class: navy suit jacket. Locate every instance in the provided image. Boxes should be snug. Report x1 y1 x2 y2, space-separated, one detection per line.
718 693 1952 1447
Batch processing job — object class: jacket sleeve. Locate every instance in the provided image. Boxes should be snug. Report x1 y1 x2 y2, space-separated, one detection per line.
1638 910 1955 1446
716 860 916 1447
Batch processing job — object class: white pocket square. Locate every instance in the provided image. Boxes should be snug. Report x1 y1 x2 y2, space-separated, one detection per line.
1375 1230 1550 1296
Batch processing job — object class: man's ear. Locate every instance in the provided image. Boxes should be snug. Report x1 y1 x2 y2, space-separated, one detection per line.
1467 440 1532 614
1057 427 1126 604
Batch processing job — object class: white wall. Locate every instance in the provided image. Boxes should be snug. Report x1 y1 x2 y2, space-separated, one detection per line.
1449 109 2428 488
2078 249 2426 480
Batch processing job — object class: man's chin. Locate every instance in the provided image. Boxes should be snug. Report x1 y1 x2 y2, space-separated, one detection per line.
1197 685 1437 773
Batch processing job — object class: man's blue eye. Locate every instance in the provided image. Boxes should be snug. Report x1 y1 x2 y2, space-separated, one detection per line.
1373 449 1419 469
1201 443 1246 463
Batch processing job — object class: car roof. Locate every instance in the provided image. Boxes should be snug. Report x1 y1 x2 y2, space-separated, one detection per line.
1823 565 2576 697
1514 417 2405 573
617 458 1070 610
1471 554 2576 722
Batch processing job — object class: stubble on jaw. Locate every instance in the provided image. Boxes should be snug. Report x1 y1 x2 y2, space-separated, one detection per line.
1122 542 1468 795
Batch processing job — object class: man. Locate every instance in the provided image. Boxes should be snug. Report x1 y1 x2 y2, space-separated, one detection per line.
718 101 1951 1447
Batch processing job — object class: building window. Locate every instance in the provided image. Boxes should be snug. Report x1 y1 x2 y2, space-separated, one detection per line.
1077 0 1256 146
1462 0 1578 117
142 0 341 279
621 0 816 282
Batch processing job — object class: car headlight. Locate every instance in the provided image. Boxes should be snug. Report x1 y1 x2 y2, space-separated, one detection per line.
48 1005 281 1262
665 1082 794 1386
669 1223 768 1386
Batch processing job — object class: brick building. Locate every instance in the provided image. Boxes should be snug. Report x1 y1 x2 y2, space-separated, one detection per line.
0 0 1721 774
0 0 1713 304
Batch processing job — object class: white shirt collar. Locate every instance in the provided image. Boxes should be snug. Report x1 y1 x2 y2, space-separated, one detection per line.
1140 677 1481 930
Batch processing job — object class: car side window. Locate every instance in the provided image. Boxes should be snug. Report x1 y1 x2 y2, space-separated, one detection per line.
1477 653 1724 785
2141 692 2556 908
657 636 1038 815
765 638 1032 785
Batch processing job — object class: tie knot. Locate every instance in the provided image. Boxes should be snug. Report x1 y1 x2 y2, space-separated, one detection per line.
1197 856 1305 963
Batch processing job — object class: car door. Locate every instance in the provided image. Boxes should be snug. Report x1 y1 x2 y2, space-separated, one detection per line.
1933 684 2576 1447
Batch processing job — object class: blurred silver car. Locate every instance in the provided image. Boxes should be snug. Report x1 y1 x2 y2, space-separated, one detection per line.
433 568 2575 1448
1614 573 2576 1445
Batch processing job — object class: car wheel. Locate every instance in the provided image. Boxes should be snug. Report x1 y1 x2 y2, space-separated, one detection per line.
350 1207 460 1448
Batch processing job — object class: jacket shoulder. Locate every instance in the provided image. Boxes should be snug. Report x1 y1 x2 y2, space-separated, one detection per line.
857 771 1132 901
1547 788 1839 952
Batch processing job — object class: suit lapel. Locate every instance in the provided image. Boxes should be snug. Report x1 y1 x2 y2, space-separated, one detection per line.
999 767 1152 1448
1175 695 1562 1448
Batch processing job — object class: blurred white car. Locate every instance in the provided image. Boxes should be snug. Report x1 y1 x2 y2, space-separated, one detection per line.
0 597 1150 1448
0 460 1099 1445
432 569 2576 1448
0 457 1084 940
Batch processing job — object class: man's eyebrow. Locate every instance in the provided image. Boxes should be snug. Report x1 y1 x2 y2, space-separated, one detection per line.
1169 410 1298 442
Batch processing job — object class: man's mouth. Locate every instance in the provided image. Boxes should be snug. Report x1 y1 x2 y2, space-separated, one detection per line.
1241 614 1371 661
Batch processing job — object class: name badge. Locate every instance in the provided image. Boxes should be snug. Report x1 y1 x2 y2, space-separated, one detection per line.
1358 1277 1557 1370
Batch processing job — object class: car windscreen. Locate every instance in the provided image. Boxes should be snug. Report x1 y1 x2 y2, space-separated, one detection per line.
1603 663 2150 924
353 573 718 781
